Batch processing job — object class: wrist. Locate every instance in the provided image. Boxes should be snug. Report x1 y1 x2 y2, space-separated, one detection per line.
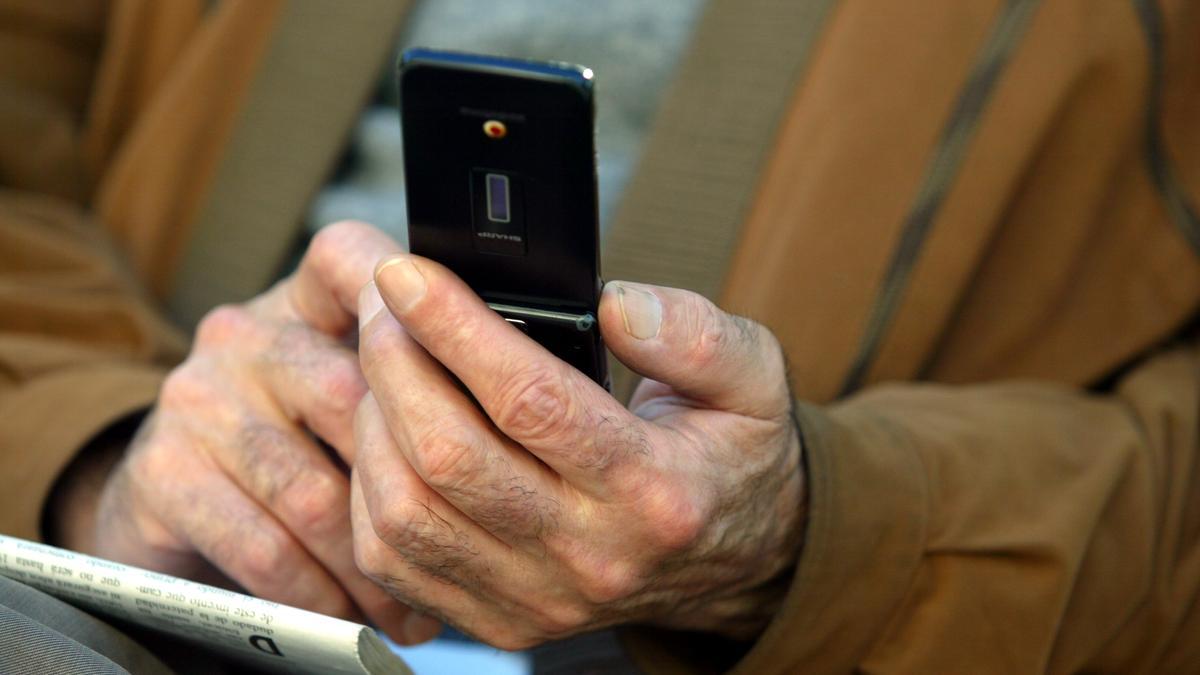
42 412 145 552
721 426 808 640
654 409 808 641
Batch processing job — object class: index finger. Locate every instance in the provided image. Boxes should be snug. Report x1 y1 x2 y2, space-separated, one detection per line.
253 220 404 336
365 254 653 487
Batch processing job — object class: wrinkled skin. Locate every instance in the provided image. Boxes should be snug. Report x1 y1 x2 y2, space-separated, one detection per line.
52 222 441 644
352 252 806 650
51 219 805 651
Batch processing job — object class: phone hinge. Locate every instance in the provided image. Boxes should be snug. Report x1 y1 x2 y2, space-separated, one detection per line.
487 303 596 332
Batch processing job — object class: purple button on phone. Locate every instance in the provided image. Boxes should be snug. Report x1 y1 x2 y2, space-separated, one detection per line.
486 173 510 223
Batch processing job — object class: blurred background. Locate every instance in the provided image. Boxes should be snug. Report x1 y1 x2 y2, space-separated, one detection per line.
305 0 704 252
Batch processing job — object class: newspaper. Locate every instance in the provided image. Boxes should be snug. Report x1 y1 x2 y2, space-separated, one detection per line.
0 534 412 674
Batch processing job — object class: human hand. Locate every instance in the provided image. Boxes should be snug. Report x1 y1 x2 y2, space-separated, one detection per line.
50 222 441 643
352 254 805 649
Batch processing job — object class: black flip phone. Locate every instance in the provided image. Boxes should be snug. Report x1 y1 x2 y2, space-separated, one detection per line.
398 48 608 388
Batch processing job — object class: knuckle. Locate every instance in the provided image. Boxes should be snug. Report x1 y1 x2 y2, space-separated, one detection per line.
366 498 477 578
278 471 345 536
307 220 390 299
195 304 256 347
531 600 590 637
572 556 640 606
307 222 358 277
414 422 481 492
233 530 288 584
643 484 706 553
683 297 733 371
353 530 391 580
158 364 214 412
493 365 575 442
372 499 431 552
318 356 368 419
126 440 170 484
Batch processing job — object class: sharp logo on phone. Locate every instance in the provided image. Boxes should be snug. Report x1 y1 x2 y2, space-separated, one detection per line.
477 232 521 242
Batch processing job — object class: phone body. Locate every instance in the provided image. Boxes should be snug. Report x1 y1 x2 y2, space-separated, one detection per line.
397 48 608 388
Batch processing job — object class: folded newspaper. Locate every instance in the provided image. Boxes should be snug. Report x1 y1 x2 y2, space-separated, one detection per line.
0 533 412 674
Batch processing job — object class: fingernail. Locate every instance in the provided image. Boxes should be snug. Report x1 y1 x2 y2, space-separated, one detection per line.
403 611 442 644
358 281 385 330
376 256 426 313
616 283 662 339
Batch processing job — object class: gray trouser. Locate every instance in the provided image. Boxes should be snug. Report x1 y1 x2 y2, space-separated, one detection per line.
0 574 170 674
0 575 249 675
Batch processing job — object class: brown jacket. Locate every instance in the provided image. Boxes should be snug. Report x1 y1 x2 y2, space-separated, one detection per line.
3 1 1199 674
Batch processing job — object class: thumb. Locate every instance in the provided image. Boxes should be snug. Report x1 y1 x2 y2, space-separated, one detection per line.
599 281 791 420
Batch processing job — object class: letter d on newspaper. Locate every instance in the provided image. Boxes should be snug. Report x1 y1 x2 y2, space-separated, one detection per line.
0 534 412 674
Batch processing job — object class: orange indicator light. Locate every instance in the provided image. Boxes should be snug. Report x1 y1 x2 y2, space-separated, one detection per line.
483 119 507 139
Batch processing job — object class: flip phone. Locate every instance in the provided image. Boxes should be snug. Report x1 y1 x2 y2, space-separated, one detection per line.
398 48 608 387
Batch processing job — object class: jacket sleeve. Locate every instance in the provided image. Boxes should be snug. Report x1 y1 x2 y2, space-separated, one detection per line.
627 334 1200 674
0 190 187 541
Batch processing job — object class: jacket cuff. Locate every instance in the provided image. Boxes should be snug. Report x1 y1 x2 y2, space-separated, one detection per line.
730 400 927 672
623 400 929 674
0 364 165 540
